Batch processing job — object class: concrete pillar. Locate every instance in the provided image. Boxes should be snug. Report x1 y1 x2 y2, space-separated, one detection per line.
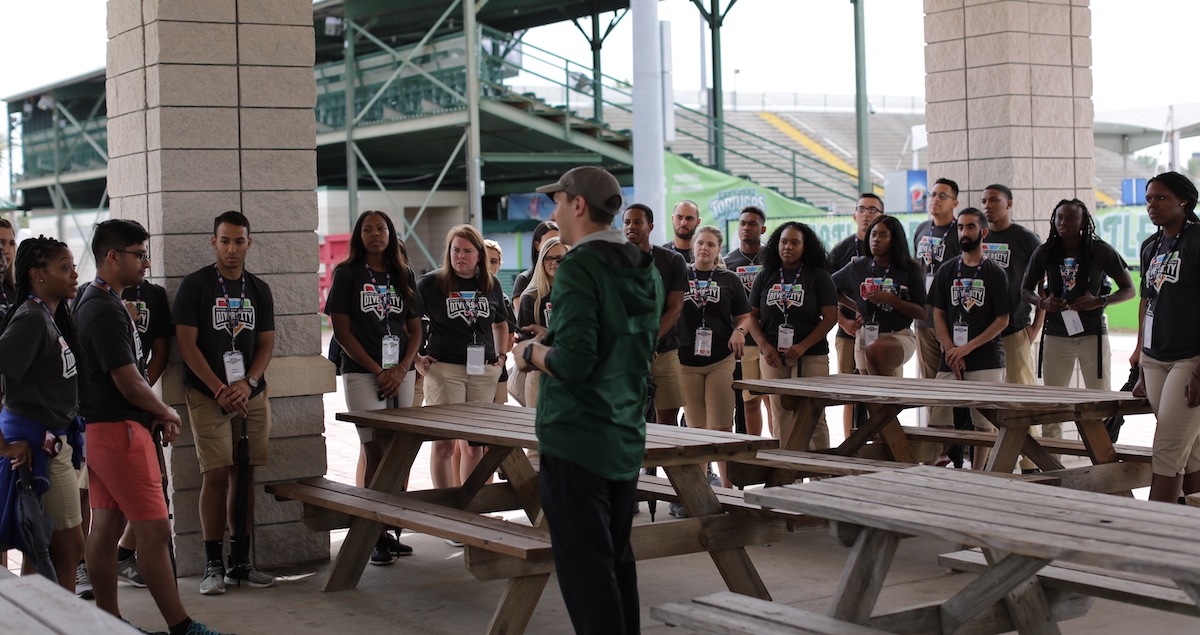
924 0 1095 225
106 0 335 575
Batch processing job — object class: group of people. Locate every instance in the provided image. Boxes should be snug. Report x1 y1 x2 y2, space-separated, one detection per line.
0 212 279 635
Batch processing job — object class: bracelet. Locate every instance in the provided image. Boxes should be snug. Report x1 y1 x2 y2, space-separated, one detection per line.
375 368 385 376
214 384 228 398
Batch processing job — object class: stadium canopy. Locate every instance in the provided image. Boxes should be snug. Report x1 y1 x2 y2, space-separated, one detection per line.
1093 103 1200 155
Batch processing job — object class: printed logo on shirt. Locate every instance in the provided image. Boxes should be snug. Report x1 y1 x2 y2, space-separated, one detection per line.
685 279 722 307
951 278 986 310
360 283 402 320
735 265 761 292
1060 257 1078 291
211 297 256 336
981 243 1011 268
544 302 552 326
765 284 805 311
59 336 77 379
1147 252 1181 292
134 304 150 334
861 277 899 312
446 291 491 323
916 235 945 266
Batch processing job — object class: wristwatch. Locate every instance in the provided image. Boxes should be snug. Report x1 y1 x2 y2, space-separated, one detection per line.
523 344 534 366
246 376 260 390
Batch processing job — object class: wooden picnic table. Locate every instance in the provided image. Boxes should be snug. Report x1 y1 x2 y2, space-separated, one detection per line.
735 375 1152 492
0 566 137 633
746 465 1200 634
283 403 781 634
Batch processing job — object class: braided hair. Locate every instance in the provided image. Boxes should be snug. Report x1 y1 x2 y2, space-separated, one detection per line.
0 236 83 359
1043 199 1096 297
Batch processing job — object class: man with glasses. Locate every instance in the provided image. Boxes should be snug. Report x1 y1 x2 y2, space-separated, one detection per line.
829 194 883 435
913 178 962 382
174 211 277 595
663 200 701 264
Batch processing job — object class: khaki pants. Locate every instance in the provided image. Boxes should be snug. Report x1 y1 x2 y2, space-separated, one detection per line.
759 354 830 449
925 367 1005 464
1143 354 1200 476
915 326 941 379
1002 329 1036 386
680 354 737 430
1041 334 1111 440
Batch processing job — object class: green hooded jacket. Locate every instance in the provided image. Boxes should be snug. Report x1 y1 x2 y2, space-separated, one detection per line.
536 236 663 480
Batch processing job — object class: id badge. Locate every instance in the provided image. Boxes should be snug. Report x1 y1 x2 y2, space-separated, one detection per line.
1061 310 1085 336
694 327 714 357
1143 312 1154 350
466 344 486 375
952 323 969 347
863 323 880 346
925 274 935 292
777 325 795 353
381 335 401 369
223 350 246 384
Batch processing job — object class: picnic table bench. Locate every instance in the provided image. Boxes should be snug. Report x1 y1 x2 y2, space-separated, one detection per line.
653 591 892 634
745 465 1200 634
0 566 137 633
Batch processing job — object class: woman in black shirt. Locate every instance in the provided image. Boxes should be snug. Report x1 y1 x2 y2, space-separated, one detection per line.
831 215 926 377
0 219 16 319
517 237 567 407
484 239 518 405
748 222 837 446
511 221 559 298
0 236 85 590
416 225 509 491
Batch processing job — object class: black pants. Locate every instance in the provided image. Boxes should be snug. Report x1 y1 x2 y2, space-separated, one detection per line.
539 454 640 635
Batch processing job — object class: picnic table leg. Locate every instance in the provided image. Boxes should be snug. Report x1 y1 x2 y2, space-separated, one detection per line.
938 553 1052 634
486 573 551 635
322 432 424 592
836 405 908 461
827 526 900 624
778 397 827 452
665 463 771 600
983 549 1063 635
500 451 544 526
981 412 1028 473
1077 417 1135 496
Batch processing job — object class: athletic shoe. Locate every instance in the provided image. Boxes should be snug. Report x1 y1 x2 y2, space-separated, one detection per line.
199 561 226 595
668 502 689 518
381 530 413 557
223 563 276 588
183 621 233 635
444 538 465 548
369 543 395 566
76 562 94 600
117 554 148 587
932 455 952 467
123 619 167 635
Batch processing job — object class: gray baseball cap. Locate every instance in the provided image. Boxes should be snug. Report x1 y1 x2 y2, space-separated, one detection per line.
536 166 623 217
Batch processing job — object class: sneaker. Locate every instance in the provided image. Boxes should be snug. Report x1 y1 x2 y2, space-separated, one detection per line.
182 621 233 635
122 619 167 635
369 543 395 566
668 502 689 519
444 538 465 548
381 530 413 557
117 554 148 587
223 563 276 588
199 561 226 595
75 562 94 600
932 455 952 467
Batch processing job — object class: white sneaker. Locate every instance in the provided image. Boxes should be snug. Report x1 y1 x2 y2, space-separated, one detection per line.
75 562 94 599
117 554 147 587
199 561 226 595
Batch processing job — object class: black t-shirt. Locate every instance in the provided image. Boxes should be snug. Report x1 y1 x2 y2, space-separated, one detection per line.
832 259 927 333
0 301 79 428
929 256 1012 371
75 283 150 426
829 234 869 339
749 266 837 356
172 265 276 399
511 269 533 299
324 263 421 374
518 290 553 329
650 246 689 353
122 281 172 366
661 242 693 264
913 219 961 328
1140 226 1200 362
416 270 508 365
1028 240 1126 338
981 224 1042 334
723 248 764 347
677 267 751 366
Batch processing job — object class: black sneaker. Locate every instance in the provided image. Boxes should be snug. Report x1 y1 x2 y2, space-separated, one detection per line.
381 530 413 557
369 542 395 566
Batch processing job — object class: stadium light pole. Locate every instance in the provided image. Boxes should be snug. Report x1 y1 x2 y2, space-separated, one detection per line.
853 0 871 194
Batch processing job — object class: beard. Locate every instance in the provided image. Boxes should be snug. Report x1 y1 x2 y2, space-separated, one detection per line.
959 235 981 253
675 225 694 240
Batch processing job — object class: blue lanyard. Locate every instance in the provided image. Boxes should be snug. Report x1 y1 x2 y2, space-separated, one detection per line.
28 295 66 341
955 260 982 314
213 264 247 345
778 266 802 321
870 258 891 281
364 261 395 333
94 277 140 336
691 266 715 327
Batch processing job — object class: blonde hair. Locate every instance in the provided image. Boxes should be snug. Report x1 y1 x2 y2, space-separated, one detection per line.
522 237 567 326
436 224 493 296
483 239 503 259
695 225 726 269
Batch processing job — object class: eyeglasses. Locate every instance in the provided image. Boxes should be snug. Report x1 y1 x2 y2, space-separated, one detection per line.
931 192 957 201
116 249 151 263
544 255 565 265
855 206 883 215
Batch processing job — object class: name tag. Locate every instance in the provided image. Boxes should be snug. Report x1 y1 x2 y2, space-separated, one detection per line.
925 274 935 293
466 344 486 375
694 327 713 357
223 350 246 384
952 323 969 347
1061 310 1084 336
777 325 795 353
1143 312 1154 350
862 323 880 346
382 335 401 369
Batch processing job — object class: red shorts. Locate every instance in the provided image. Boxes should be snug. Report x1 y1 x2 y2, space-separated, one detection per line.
86 420 168 522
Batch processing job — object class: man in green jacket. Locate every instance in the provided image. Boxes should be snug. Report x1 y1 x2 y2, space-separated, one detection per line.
514 166 662 635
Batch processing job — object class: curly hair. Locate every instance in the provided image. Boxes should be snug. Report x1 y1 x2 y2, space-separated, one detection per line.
761 221 829 271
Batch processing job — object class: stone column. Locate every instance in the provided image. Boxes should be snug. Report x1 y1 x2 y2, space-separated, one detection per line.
106 0 335 575
924 0 1094 224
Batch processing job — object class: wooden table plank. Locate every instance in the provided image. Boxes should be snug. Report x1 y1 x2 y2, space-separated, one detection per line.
0 576 137 633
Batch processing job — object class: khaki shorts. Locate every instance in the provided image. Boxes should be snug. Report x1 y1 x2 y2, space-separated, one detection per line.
759 354 830 449
740 346 764 402
44 438 83 531
651 349 686 410
835 335 857 374
424 361 503 405
680 354 737 430
186 387 272 473
853 328 917 377
1143 354 1200 476
928 368 1004 431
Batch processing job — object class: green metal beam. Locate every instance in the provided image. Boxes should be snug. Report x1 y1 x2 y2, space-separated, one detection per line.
478 100 633 165
480 152 602 163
